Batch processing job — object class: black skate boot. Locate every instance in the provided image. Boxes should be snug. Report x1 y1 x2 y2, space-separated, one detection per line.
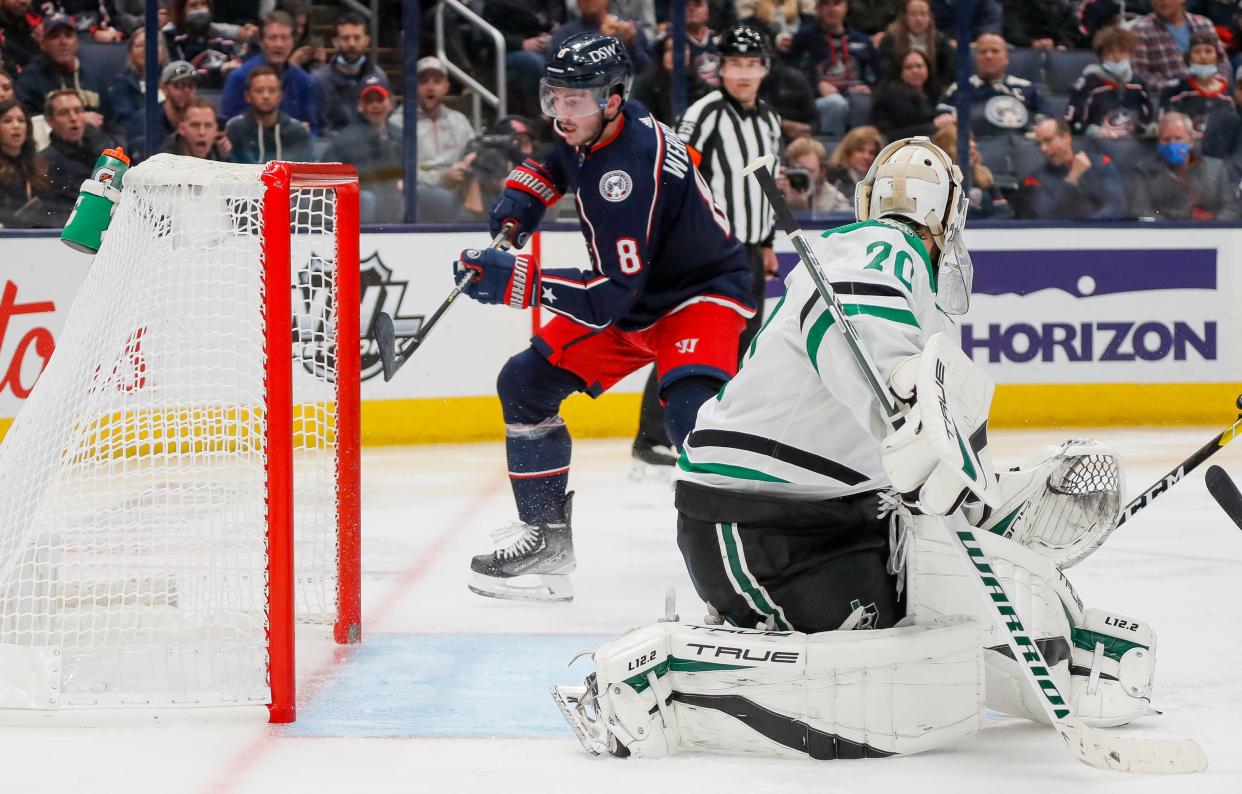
629 439 678 481
468 492 576 602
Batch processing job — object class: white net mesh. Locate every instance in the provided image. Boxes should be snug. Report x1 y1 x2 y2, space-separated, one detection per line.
0 155 346 710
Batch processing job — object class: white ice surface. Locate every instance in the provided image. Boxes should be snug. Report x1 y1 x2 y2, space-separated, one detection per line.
3 428 1241 793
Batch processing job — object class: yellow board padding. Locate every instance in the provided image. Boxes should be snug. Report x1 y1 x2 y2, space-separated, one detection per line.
0 384 1234 449
361 382 1242 445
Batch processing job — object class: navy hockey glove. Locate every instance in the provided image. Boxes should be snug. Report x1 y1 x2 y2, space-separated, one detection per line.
490 159 561 248
456 248 540 309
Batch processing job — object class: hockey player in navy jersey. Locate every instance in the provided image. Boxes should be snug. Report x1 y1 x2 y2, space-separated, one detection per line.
455 33 755 602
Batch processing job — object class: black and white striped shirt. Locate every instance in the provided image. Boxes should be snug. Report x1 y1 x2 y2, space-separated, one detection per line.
676 90 782 246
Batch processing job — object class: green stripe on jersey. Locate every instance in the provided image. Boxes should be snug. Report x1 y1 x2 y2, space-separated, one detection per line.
677 453 790 483
804 303 920 370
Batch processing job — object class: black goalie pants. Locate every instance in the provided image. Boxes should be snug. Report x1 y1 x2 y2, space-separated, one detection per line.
674 481 902 634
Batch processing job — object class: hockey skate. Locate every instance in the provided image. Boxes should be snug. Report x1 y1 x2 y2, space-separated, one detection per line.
628 440 678 482
468 493 576 602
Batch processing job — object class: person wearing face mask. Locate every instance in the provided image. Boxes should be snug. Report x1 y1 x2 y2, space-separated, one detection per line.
1130 111 1239 220
1132 0 1226 94
1065 26 1156 140
1161 33 1232 138
311 11 390 136
163 0 242 89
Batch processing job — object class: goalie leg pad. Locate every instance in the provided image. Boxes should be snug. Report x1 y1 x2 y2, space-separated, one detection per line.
572 619 984 759
905 515 1157 726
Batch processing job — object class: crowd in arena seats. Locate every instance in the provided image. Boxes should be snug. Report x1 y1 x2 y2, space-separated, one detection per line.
5 0 1242 226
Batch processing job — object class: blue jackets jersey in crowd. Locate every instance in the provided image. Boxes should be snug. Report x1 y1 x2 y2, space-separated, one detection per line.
533 100 752 332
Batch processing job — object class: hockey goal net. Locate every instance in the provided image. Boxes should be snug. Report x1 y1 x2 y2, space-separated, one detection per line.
0 155 360 723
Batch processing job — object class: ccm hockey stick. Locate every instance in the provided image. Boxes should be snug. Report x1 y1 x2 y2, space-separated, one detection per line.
1115 396 1242 528
1206 465 1242 531
744 153 1206 774
375 222 515 381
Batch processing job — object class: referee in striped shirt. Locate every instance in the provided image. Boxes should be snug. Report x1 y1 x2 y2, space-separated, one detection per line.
678 24 783 351
630 25 783 472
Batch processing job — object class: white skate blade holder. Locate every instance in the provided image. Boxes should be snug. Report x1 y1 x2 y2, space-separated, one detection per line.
468 571 574 603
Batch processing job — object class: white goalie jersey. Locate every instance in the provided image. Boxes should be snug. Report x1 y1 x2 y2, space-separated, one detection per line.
674 217 952 500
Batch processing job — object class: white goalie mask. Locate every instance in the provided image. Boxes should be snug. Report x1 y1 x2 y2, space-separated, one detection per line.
854 137 973 314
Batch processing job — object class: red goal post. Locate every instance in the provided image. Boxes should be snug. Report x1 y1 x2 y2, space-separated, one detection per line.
0 157 360 724
263 161 362 722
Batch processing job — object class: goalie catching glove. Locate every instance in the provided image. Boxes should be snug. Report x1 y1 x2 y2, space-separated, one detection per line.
880 332 1001 515
456 248 540 310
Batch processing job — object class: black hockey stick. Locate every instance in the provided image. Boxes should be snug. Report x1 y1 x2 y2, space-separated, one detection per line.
743 152 1206 774
1206 465 1242 531
375 222 515 382
1115 395 1242 527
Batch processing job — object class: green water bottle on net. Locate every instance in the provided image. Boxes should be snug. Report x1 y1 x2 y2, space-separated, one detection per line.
61 147 130 254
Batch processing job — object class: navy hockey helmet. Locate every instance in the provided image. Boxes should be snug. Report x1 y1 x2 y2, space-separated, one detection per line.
717 24 770 67
540 33 634 119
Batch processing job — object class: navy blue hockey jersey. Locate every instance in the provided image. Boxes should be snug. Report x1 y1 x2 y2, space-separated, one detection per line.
536 101 753 332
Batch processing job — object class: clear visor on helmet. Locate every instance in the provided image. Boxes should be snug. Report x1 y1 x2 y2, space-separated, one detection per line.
937 233 974 315
539 81 610 119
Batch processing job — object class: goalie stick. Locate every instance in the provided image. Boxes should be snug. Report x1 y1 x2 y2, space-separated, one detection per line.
1206 465 1242 531
744 153 1206 775
375 223 515 381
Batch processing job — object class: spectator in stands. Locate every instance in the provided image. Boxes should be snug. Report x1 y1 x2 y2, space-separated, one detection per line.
684 0 720 90
0 70 13 104
929 0 1003 40
1162 33 1233 136
60 0 124 41
633 33 710 123
1130 111 1239 219
787 0 877 135
225 64 311 163
550 0 652 76
0 99 51 227
876 0 953 92
483 0 566 119
606 0 658 43
844 0 899 35
311 12 388 137
1002 0 1083 49
163 0 243 89
931 123 1012 218
110 28 169 138
737 0 812 48
779 134 850 214
325 75 402 223
1066 26 1157 139
0 0 41 73
280 0 323 70
1132 0 1226 93
220 11 317 134
760 60 817 141
126 60 199 162
825 124 882 195
936 32 1042 135
160 95 232 160
414 56 474 223
40 89 114 224
16 14 114 132
1201 63 1242 179
1018 117 1126 219
871 49 939 138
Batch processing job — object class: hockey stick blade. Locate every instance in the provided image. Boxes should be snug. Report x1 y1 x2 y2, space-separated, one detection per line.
375 312 398 382
1206 465 1242 531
